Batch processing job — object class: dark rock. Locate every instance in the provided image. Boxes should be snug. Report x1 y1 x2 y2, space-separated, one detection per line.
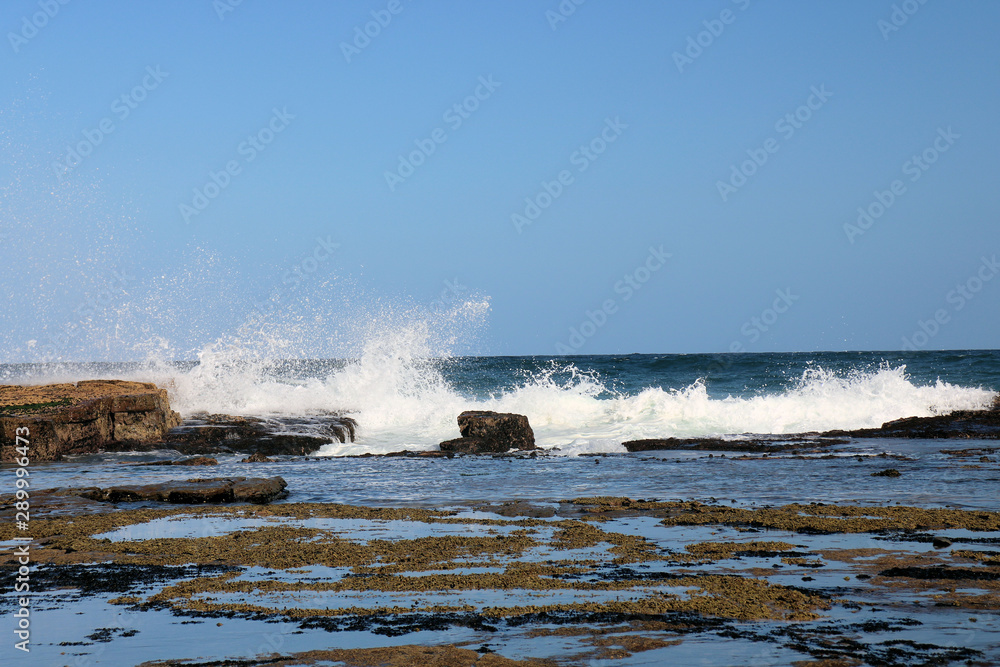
940 447 998 458
75 476 287 504
135 456 218 467
378 450 452 458
980 456 992 463
879 566 1000 581
231 477 287 503
157 413 357 456
622 436 845 453
828 407 1000 440
871 468 901 477
178 456 218 466
0 380 182 462
241 451 275 463
439 437 489 454
474 501 556 518
447 410 535 453
932 537 953 549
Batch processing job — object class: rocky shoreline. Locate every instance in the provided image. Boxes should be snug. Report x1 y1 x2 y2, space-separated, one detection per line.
0 380 181 462
2 381 999 664
0 381 356 461
3 381 999 463
2 490 996 665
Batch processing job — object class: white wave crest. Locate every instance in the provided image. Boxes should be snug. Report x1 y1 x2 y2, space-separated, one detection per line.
157 327 994 456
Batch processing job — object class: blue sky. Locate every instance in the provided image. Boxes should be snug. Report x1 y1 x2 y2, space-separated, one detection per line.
1 0 998 360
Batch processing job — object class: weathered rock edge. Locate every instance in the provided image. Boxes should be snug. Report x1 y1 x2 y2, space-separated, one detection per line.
625 397 1000 452
73 476 288 504
0 380 182 462
440 410 536 454
0 381 358 460
826 401 1000 439
157 413 357 457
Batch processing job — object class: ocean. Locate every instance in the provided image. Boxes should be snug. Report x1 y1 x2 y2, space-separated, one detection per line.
5 348 1000 664
5 348 999 507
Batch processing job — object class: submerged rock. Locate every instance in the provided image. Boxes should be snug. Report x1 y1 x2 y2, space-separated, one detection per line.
0 380 181 462
439 410 535 454
932 536 953 549
135 456 218 466
871 468 901 477
622 436 846 454
242 451 276 463
74 476 287 504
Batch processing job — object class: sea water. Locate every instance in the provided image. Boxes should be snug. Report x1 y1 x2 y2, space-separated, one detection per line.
4 336 999 509
4 347 997 454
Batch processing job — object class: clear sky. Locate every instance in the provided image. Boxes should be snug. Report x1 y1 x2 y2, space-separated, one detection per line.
2 0 998 361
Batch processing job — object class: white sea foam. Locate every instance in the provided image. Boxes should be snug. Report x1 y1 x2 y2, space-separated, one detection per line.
9 298 993 455
147 317 994 456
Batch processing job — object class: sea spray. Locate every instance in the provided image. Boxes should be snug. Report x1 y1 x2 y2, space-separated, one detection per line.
315 357 995 456
5 312 995 456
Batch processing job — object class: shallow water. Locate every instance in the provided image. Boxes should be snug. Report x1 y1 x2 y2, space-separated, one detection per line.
10 498 1000 666
27 435 1000 512
5 350 999 454
5 350 1000 664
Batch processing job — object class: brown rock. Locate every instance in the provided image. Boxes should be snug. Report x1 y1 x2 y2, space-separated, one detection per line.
871 468 901 477
0 381 182 462
75 476 287 504
231 477 287 502
439 437 488 454
447 410 535 454
175 456 218 466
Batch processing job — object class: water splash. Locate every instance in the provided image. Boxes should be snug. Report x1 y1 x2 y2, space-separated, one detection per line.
163 337 994 455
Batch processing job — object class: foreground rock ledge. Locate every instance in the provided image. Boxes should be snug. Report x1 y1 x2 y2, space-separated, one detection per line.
73 476 288 504
0 380 181 462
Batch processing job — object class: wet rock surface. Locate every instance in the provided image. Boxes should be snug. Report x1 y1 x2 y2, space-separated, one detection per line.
827 404 1000 439
439 436 490 454
138 644 556 667
440 411 536 454
135 456 218 467
624 403 1000 453
622 435 848 453
241 451 275 463
0 380 181 461
154 412 357 456
1 494 996 665
71 476 288 504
